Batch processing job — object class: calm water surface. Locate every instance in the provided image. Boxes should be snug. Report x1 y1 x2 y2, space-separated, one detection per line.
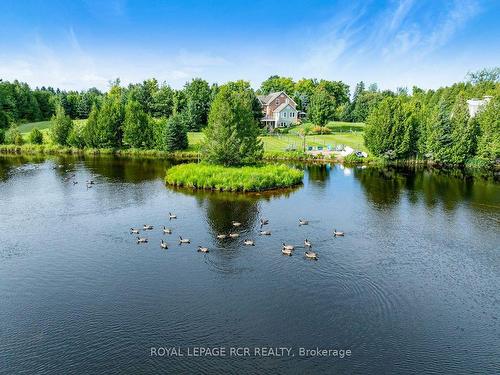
0 156 499 374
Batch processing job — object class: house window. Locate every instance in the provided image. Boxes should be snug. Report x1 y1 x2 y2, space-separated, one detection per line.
283 112 287 118
275 98 280 105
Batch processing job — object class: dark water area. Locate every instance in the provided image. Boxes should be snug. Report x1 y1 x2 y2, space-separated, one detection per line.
0 155 499 374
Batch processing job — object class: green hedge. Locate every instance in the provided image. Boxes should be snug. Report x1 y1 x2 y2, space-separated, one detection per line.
165 163 304 192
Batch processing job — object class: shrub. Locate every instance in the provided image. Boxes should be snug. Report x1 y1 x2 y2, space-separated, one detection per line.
311 126 331 134
343 153 364 164
29 128 44 144
5 127 23 145
0 129 4 144
67 123 86 148
165 163 303 192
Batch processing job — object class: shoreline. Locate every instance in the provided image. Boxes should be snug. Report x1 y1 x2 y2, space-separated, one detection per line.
0 144 497 172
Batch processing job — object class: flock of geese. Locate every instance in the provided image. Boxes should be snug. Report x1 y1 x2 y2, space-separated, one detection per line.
130 213 345 260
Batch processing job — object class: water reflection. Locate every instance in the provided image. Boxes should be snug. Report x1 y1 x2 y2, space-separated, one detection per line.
354 166 500 214
82 156 176 183
306 163 331 183
168 186 299 245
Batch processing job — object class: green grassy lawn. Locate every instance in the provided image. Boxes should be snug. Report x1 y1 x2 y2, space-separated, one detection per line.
16 120 367 153
18 120 54 134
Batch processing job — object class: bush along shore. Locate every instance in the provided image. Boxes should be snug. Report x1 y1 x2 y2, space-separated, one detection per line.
165 163 304 192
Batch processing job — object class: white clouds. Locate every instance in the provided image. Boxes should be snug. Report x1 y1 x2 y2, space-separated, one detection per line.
0 29 231 90
0 0 491 92
294 0 485 91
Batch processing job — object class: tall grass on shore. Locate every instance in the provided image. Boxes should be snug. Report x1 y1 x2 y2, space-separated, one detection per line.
165 163 304 192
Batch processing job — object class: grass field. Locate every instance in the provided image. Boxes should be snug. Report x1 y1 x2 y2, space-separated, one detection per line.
18 120 367 153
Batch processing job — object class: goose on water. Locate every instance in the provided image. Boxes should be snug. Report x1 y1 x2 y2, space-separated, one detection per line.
282 247 293 256
130 228 140 234
259 230 271 236
169 212 177 219
143 224 154 230
160 240 168 249
229 233 240 238
298 219 309 226
260 218 269 226
217 234 228 239
333 229 345 237
305 250 318 260
304 239 312 248
282 243 294 251
232 221 242 227
197 246 209 253
244 239 255 246
179 236 190 244
137 237 148 244
162 226 172 234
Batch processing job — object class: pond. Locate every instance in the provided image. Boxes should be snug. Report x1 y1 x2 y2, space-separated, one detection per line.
0 156 499 374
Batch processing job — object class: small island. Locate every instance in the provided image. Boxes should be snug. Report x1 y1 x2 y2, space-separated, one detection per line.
164 81 303 191
166 163 303 192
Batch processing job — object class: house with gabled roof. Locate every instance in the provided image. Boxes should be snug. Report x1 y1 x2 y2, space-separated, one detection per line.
257 91 299 129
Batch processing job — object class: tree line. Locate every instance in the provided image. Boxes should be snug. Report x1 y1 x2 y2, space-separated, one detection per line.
0 67 498 166
364 70 499 166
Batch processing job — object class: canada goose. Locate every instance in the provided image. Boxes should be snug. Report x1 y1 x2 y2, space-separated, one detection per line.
259 230 271 236
282 243 294 251
130 228 140 234
282 248 293 256
86 183 92 189
229 233 240 238
232 221 242 227
137 237 148 244
143 224 154 230
216 234 228 239
304 239 312 248
197 246 209 253
299 219 309 226
72 181 78 185
86 180 95 185
179 236 190 244
260 218 269 226
305 250 318 260
244 239 255 246
333 229 345 237
160 240 168 249
169 212 177 219
162 226 172 234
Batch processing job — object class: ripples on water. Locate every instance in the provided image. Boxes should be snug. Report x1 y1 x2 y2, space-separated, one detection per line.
0 156 499 374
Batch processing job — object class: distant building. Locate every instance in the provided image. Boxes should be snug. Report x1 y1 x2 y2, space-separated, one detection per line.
257 91 299 129
467 95 492 117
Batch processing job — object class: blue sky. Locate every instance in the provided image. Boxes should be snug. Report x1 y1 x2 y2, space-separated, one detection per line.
0 0 499 91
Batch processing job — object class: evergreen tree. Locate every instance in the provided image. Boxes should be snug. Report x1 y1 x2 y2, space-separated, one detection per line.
476 96 499 164
50 104 73 146
203 81 263 166
123 99 152 148
450 94 476 164
427 101 453 164
82 104 99 148
164 113 189 151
